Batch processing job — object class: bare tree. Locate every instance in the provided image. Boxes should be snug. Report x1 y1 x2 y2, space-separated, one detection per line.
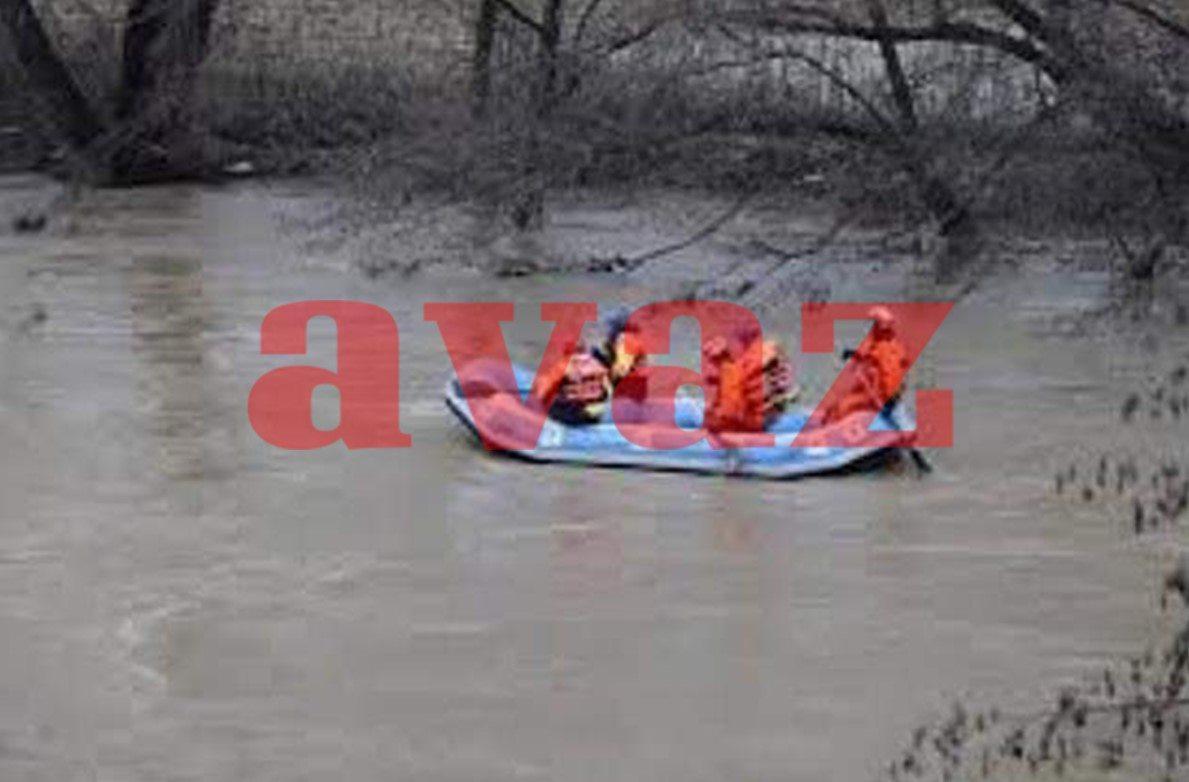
0 0 221 183
0 0 103 149
111 0 221 181
700 0 1189 277
470 0 568 116
537 0 563 112
866 0 980 279
717 0 1189 171
472 0 500 115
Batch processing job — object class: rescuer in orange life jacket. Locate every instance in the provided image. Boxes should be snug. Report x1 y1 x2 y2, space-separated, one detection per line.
533 309 648 426
591 308 647 393
825 305 909 423
702 323 799 433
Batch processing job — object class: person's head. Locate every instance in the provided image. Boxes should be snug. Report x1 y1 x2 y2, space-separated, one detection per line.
868 305 895 338
761 339 783 369
603 306 633 343
703 335 730 363
731 320 762 353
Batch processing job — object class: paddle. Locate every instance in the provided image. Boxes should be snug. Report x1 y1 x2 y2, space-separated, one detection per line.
842 351 933 475
880 402 933 475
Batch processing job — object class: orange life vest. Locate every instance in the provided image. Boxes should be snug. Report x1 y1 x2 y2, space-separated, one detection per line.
538 353 610 424
761 341 798 420
828 335 908 422
705 340 768 433
863 336 907 402
606 332 643 382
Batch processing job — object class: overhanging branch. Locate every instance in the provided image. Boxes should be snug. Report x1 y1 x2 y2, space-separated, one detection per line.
1112 0 1189 42
717 9 1056 75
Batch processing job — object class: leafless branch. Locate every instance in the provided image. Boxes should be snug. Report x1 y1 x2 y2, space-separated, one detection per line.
584 189 758 273
603 18 667 54
715 8 1054 73
494 0 542 34
573 0 606 45
710 24 899 136
1112 0 1189 42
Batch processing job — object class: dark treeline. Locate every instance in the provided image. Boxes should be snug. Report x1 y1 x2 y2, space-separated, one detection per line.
2 0 1188 279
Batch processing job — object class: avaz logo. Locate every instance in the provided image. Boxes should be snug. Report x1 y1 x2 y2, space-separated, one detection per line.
247 300 954 451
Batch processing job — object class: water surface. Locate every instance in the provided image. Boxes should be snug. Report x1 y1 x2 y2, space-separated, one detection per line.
0 176 1183 781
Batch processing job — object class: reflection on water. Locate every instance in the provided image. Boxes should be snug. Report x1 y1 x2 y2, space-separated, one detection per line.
131 249 207 480
0 176 1186 781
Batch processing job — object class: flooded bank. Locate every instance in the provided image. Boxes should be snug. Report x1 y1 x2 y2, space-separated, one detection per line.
0 175 1187 781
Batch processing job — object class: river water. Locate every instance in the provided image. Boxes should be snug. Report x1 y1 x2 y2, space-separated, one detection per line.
0 175 1185 781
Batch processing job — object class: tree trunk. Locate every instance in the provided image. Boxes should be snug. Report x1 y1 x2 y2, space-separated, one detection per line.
868 0 980 280
537 0 563 114
472 0 499 117
0 0 103 149
111 0 220 182
866 0 918 132
917 164 981 282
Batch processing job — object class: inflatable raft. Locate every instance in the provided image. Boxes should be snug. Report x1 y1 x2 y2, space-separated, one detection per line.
444 363 916 479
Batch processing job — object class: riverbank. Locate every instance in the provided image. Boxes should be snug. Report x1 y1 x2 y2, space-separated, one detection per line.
4 168 1189 363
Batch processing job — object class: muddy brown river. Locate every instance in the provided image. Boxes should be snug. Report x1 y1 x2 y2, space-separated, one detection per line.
0 175 1186 781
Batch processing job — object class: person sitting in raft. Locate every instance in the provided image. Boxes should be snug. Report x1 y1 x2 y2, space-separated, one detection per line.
534 347 612 425
703 325 799 433
591 308 647 401
825 304 908 423
762 338 800 420
533 309 646 426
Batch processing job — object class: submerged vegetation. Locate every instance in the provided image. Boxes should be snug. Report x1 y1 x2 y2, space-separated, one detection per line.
882 354 1189 782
